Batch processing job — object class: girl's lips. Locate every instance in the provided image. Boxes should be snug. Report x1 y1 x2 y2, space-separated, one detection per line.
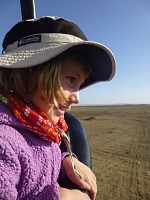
59 105 70 112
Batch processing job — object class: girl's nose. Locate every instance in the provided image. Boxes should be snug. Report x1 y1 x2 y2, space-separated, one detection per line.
68 91 80 104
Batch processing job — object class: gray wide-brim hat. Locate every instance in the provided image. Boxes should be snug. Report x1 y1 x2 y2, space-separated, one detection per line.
0 16 116 89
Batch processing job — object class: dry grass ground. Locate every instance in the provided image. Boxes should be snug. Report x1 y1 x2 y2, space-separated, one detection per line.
71 105 150 200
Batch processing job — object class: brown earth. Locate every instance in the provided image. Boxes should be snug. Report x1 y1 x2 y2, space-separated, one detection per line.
71 105 150 200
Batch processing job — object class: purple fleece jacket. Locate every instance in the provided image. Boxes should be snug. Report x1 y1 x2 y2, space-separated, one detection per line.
0 101 67 200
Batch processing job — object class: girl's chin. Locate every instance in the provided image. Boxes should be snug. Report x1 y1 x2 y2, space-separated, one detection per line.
49 107 65 123
46 105 66 123
55 106 65 116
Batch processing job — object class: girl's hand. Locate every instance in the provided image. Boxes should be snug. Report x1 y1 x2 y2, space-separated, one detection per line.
62 157 97 200
59 187 91 200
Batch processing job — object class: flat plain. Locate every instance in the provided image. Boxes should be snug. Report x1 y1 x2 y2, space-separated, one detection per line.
71 105 150 200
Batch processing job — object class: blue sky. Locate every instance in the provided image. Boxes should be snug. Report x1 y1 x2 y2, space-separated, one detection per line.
0 0 150 105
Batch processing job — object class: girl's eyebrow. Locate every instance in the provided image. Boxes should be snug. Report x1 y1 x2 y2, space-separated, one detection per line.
65 70 80 77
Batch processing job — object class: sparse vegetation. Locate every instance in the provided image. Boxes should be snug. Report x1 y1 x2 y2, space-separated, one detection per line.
71 105 150 200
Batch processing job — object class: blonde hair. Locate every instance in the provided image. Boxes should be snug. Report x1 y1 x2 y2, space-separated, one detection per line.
0 51 91 105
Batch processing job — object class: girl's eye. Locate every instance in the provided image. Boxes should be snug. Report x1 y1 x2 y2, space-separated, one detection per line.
66 76 75 84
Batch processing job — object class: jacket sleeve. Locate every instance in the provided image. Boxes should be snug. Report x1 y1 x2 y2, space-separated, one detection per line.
0 138 21 200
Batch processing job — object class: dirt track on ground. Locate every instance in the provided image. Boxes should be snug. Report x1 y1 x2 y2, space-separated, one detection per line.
71 105 150 200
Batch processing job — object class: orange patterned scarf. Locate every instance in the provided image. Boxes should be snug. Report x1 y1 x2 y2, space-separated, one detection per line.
0 90 68 143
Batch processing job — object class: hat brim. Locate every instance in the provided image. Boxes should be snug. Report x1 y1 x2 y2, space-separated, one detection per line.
0 39 116 90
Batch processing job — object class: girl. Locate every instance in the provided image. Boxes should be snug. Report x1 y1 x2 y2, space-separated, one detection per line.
0 16 116 199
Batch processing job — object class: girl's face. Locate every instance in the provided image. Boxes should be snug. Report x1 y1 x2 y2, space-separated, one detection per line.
32 57 87 123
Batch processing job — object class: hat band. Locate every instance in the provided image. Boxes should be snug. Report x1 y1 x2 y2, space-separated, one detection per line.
5 33 84 53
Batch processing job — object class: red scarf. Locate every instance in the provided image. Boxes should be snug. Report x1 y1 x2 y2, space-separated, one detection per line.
0 90 68 143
